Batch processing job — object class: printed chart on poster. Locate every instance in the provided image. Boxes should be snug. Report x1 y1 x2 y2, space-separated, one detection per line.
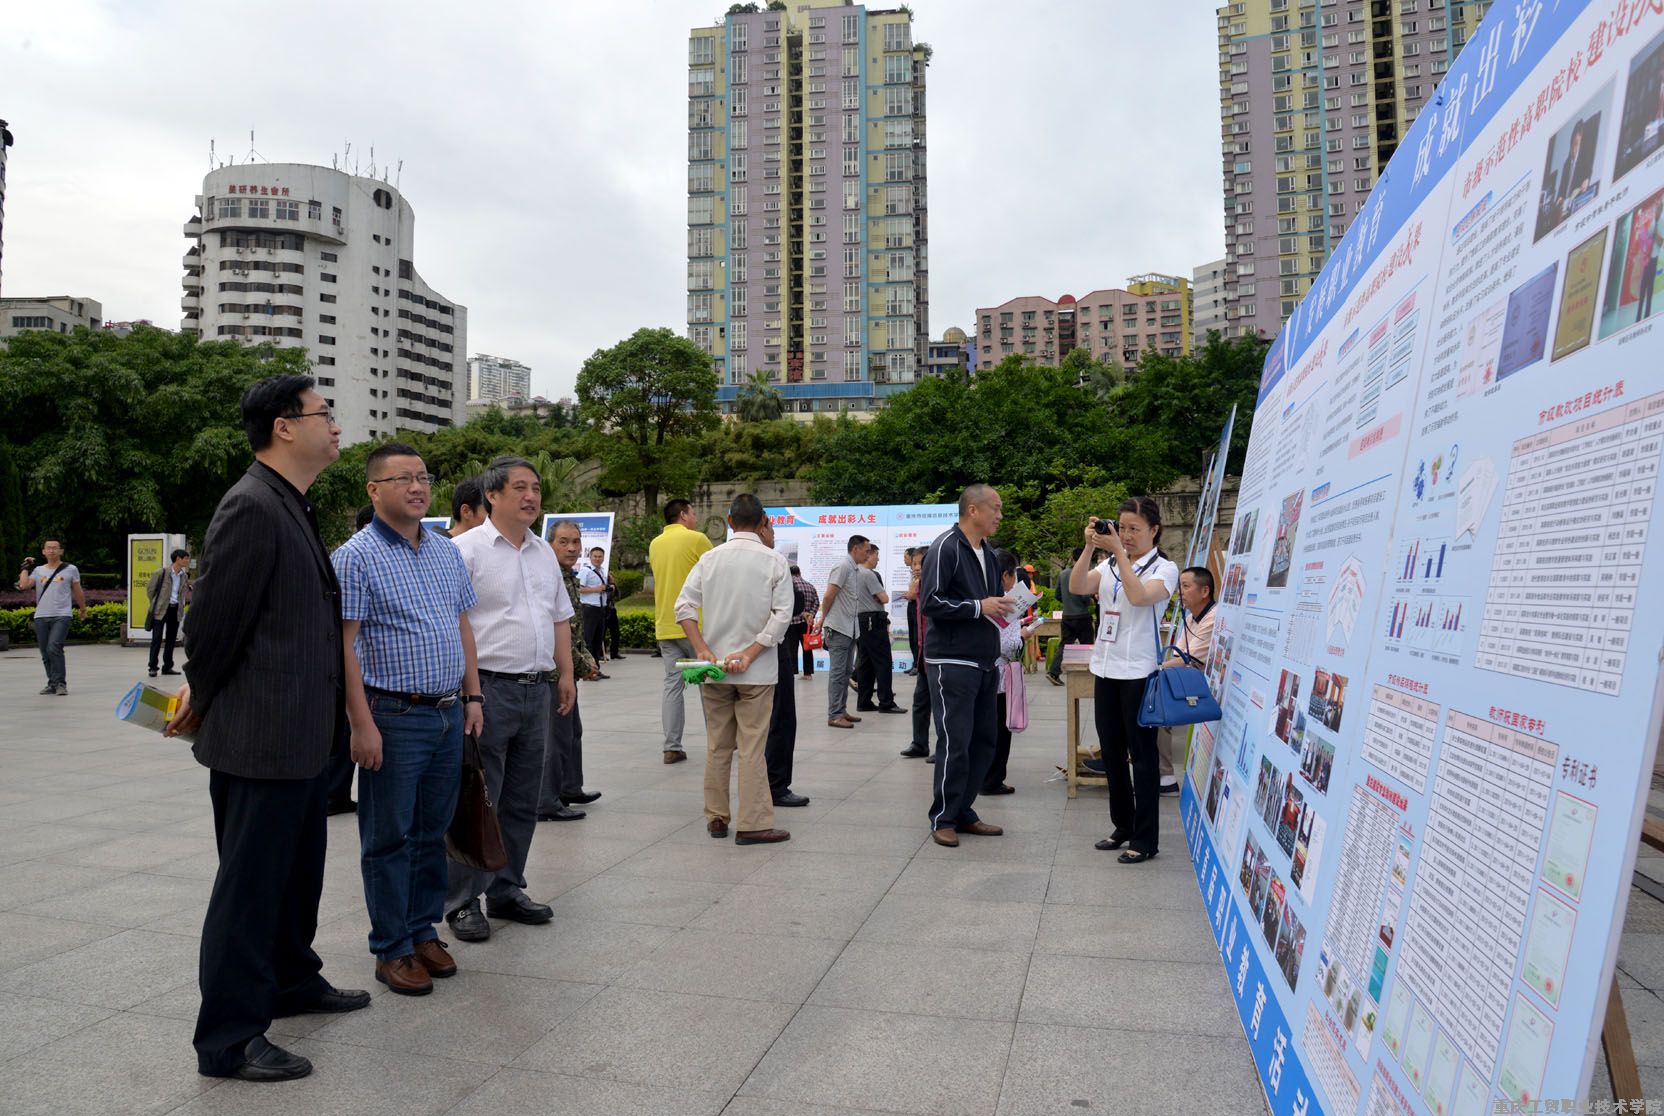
1182 5 1664 1115
762 503 958 671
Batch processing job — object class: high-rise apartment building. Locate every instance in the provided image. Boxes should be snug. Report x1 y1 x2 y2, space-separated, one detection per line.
0 295 103 339
689 0 930 416
0 119 13 299
1217 0 1492 337
974 274 1193 376
467 353 532 404
182 163 467 445
1193 257 1230 347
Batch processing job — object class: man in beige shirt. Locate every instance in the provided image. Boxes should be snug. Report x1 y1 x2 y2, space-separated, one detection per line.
675 493 795 845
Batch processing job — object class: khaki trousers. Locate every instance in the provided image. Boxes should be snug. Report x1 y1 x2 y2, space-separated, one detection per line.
701 683 776 832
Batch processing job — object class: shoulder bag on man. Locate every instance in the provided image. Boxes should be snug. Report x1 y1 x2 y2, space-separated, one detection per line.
1137 608 1222 728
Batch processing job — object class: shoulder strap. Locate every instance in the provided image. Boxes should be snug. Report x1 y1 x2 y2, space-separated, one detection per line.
36 564 66 601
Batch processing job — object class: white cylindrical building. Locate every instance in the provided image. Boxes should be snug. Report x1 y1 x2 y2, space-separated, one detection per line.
182 163 467 445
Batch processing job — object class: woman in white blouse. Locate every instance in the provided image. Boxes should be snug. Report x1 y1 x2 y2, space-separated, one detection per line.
1068 496 1179 864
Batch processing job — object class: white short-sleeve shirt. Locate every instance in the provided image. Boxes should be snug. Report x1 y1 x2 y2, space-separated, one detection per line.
1088 549 1179 680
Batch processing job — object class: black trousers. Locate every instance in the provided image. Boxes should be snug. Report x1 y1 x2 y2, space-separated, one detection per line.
765 637 797 796
854 613 895 707
327 721 356 806
928 662 998 830
605 606 622 659
985 692 1012 789
539 690 584 812
1047 615 1095 677
1096 674 1160 854
581 605 607 661
910 661 937 752
148 605 180 672
194 767 330 1073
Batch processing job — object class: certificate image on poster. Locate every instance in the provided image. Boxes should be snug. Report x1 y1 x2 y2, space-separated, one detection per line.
1540 792 1598 900
1534 81 1614 241
1551 229 1608 361
1598 185 1664 338
1495 263 1559 380
1614 26 1664 182
1266 489 1305 589
1456 296 1507 397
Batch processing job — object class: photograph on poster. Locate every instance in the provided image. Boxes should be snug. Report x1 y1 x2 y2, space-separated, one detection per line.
1256 756 1284 831
1262 877 1285 948
1240 831 1261 893
1276 904 1306 992
1290 807 1317 890
1615 26 1664 181
1229 508 1259 556
1207 620 1235 703
1598 185 1664 338
1534 81 1614 241
1301 733 1336 794
1222 562 1247 606
1277 776 1303 857
1551 229 1609 361
1271 668 1302 744
1308 667 1349 732
1266 489 1305 589
1495 262 1560 379
1206 755 1228 822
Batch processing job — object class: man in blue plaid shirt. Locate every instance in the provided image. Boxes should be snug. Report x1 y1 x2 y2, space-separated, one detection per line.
334 443 483 997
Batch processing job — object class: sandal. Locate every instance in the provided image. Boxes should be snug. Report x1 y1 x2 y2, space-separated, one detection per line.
1094 835 1129 851
1117 849 1157 864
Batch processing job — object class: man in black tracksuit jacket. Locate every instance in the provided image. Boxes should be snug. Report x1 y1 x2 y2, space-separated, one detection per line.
919 484 1016 846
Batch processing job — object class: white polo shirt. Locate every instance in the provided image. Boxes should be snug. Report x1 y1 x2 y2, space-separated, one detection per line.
1088 548 1179 681
453 517 574 673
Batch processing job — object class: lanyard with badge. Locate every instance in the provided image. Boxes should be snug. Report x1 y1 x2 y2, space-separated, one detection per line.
1100 553 1158 644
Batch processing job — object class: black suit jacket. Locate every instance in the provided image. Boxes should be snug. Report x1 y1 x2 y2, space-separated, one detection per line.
183 463 343 780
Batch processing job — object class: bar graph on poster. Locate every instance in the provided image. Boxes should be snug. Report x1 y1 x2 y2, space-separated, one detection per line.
1183 4 1664 1114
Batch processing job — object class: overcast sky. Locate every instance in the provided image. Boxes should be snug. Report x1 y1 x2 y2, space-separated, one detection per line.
1 0 1224 401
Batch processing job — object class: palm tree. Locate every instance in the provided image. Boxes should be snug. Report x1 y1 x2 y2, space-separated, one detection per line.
735 369 786 422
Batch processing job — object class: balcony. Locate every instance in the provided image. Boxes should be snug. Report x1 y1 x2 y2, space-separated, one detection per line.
181 293 201 312
183 216 203 239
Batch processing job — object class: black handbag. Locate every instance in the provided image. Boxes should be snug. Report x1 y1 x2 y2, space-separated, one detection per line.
445 733 508 872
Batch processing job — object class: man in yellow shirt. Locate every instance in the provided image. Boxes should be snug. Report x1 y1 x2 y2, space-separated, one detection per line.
649 498 712 764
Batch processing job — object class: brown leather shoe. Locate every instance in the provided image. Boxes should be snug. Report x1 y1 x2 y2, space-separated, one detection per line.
708 817 729 838
664 750 687 764
932 827 959 847
413 939 456 978
735 828 791 845
843 712 862 722
827 716 855 729
961 821 1004 837
375 955 433 996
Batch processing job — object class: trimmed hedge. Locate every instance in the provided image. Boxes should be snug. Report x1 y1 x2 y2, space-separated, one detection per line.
1 603 129 645
616 606 657 649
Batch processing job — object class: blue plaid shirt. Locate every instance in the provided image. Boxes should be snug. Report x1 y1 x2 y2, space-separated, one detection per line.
333 516 478 694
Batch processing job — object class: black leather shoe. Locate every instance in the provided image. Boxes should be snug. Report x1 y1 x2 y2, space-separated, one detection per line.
215 1036 312 1082
899 745 928 758
148 668 158 677
773 791 811 807
273 983 371 1017
486 894 553 924
538 806 586 821
161 668 182 676
564 790 602 805
1160 781 1181 795
855 703 880 711
447 901 491 942
326 798 357 816
874 703 905 714
925 753 938 764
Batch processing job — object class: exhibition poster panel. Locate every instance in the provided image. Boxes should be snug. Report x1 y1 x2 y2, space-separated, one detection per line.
541 512 617 578
1187 3 1664 1113
126 534 167 641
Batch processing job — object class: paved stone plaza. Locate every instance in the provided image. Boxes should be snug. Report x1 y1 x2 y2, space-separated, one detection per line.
0 643 1658 1115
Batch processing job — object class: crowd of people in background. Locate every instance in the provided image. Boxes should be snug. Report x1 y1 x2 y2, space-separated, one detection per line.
7 372 1209 1083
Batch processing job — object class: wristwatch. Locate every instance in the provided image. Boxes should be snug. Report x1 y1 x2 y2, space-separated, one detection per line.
461 694 483 705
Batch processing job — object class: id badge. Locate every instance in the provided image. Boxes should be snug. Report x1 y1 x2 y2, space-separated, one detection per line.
1101 610 1122 643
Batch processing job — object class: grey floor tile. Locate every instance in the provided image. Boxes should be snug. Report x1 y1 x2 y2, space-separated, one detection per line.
689 882 882 940
449 1067 729 1116
720 1099 915 1116
41 830 218 873
0 991 114 1061
742 850 911 897
0 910 123 973
890 858 1052 903
856 894 1043 953
1618 931 1664 990
451 915 678 984
1034 903 1221 963
1018 954 1240 1036
740 1004 1012 1116
309 969 602 1064
617 926 845 1003
546 873 733 927
29 869 209 931
538 808 691 844
778 822 931 858
1043 863 1206 910
611 840 786 884
3 927 200 1009
520 834 650 876
996 1023 1264 1116
0 823 134 866
0 1011 217 1116
512 985 796 1093
809 940 1030 1021
914 830 1062 864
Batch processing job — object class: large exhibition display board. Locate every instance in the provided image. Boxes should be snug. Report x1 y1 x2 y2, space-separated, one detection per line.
1185 4 1664 1113
763 503 958 671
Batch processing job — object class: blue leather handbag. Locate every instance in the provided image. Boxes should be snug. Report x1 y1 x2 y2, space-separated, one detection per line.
1137 609 1222 727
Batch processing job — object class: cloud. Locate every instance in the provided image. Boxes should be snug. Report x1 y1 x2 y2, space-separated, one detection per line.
0 0 1223 400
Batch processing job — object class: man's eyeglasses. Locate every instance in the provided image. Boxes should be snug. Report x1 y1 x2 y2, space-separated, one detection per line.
370 472 437 489
287 408 337 425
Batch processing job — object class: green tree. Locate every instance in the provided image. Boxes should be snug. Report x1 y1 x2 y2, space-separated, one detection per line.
1061 345 1125 401
0 326 310 569
575 327 719 516
995 480 1128 574
1112 330 1267 476
0 442 25 572
735 369 786 423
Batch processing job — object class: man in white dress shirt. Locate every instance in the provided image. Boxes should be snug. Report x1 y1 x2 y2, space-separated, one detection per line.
675 493 795 846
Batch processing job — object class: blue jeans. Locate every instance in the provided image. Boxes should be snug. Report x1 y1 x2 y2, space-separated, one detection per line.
357 696 463 961
34 615 70 687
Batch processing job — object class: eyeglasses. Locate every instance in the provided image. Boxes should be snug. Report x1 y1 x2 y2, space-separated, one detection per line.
370 472 437 488
287 408 337 425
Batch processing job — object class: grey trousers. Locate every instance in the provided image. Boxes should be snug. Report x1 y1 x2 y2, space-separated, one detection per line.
446 673 548 914
538 689 583 813
824 629 855 719
659 638 695 752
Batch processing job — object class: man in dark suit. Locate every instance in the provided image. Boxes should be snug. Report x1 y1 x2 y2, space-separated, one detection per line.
145 548 191 678
168 375 370 1082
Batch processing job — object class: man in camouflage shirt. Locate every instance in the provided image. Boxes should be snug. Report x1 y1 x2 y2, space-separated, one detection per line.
541 520 602 820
